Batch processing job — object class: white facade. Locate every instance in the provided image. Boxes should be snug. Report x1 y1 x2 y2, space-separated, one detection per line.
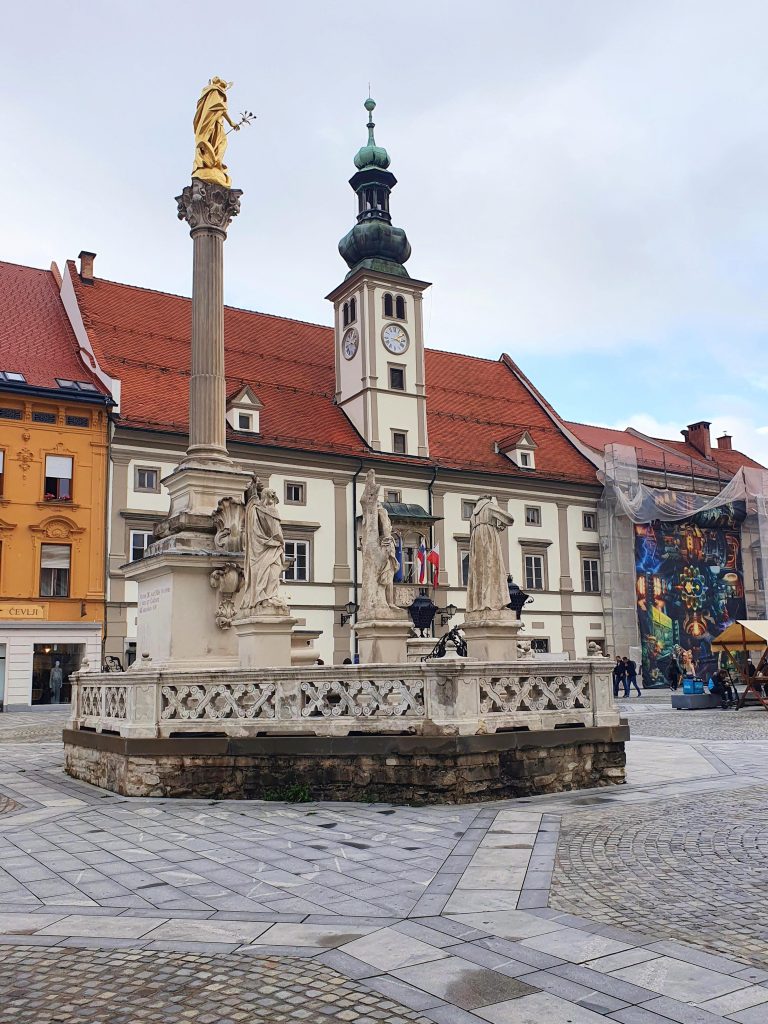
0 621 101 710
104 428 605 666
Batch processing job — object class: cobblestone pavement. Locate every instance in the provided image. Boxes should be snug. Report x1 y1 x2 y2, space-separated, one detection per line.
0 946 433 1024
0 709 69 743
618 698 768 740
0 710 767 1022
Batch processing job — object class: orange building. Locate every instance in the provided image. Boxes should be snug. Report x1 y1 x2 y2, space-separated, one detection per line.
0 261 113 709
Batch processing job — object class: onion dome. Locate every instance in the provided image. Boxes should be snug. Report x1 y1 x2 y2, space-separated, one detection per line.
338 98 411 279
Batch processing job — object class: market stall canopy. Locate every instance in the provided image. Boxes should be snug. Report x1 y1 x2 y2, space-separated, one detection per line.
711 621 768 650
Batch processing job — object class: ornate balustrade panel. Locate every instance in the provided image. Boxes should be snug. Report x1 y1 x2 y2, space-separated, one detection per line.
479 673 591 714
300 678 425 719
160 682 276 721
70 659 616 737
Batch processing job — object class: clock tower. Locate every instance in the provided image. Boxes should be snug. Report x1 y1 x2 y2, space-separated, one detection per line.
327 99 430 458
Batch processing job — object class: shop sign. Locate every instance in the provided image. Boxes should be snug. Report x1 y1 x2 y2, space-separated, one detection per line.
0 603 48 620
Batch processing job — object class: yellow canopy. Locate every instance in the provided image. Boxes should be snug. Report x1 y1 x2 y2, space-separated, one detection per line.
711 620 768 650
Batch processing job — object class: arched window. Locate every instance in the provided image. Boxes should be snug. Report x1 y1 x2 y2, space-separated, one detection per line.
342 302 349 327
349 297 357 322
383 293 394 317
395 295 406 320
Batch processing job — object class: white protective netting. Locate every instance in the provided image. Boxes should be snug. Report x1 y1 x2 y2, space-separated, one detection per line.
597 444 768 655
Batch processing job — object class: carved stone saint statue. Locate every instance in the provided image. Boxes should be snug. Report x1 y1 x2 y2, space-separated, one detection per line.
237 476 289 616
359 470 406 620
466 495 515 620
192 77 240 188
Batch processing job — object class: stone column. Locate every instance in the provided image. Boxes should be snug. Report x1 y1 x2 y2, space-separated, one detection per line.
176 179 243 467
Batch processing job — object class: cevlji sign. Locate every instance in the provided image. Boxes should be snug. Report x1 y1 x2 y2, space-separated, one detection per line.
0 604 48 620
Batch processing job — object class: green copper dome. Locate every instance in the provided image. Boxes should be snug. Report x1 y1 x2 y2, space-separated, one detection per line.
353 98 391 171
339 97 411 278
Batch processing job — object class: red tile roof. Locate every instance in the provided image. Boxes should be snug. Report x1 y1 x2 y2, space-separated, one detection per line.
0 261 107 395
63 261 597 484
566 420 764 480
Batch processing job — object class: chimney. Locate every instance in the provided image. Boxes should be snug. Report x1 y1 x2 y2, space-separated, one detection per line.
717 433 733 451
684 420 712 459
78 250 96 284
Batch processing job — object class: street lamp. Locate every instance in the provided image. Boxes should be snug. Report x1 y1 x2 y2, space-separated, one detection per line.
340 601 358 626
439 602 457 626
507 575 532 620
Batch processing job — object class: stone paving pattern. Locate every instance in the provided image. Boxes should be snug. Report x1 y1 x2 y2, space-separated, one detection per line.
0 702 766 1021
0 946 434 1023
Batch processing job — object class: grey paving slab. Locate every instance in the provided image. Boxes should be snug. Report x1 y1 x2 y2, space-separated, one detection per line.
393 956 538 1009
611 957 750 1001
698 984 768 1014
142 917 271 943
519 924 633 963
516 969 629 1014
340 927 450 971
634 995 736 1023
475 990 610 1022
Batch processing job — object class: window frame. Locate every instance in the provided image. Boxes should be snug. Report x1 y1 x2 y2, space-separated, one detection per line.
129 529 155 562
134 465 161 494
461 499 475 521
383 293 394 318
385 489 402 504
0 449 4 498
582 511 597 531
395 295 406 320
40 543 71 598
388 364 406 391
457 542 470 587
530 637 550 654
582 555 601 593
44 454 73 502
284 481 306 506
392 430 408 455
283 536 311 583
524 505 541 527
523 551 546 591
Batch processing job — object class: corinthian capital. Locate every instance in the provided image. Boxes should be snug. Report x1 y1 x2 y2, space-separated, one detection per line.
176 179 243 234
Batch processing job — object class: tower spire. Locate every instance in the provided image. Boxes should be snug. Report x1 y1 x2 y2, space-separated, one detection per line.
339 98 411 278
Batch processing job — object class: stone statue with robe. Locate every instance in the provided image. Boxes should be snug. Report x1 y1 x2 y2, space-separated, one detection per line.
237 477 289 616
192 77 240 188
359 470 406 620
466 495 515 620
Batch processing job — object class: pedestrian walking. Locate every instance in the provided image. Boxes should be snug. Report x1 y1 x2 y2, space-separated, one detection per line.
612 657 625 698
623 656 642 697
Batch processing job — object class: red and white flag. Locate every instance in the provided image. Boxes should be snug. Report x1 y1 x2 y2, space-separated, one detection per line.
427 543 440 585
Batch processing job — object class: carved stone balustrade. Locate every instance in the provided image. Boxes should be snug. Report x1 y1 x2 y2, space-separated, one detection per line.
69 659 618 740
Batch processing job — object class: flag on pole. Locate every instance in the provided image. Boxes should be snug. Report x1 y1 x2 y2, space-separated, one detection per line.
417 539 428 584
394 535 404 583
427 543 440 586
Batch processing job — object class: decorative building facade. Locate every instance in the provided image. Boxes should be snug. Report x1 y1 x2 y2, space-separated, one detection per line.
0 261 112 708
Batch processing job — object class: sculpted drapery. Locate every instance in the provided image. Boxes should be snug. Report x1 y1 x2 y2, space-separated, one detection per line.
238 477 289 616
192 77 239 188
466 495 515 618
359 470 404 620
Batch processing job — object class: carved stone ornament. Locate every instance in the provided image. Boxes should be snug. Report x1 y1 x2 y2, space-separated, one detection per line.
176 179 242 234
210 561 243 629
15 448 34 480
212 495 246 552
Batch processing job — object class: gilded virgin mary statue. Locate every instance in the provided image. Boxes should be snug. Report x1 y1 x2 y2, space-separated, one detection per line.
192 77 240 188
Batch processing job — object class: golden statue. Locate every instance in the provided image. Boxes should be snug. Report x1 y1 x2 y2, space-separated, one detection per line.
192 77 240 188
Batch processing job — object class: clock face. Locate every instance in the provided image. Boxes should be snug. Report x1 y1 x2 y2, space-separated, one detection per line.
342 326 359 360
382 323 409 354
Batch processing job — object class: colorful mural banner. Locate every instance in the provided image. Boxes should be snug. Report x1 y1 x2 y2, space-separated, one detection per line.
634 503 746 686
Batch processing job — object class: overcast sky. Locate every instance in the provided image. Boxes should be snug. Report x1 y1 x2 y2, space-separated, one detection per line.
4 1 768 461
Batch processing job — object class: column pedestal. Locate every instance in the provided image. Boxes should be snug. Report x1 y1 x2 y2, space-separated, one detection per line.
406 636 438 662
355 619 412 665
234 613 298 669
461 614 522 663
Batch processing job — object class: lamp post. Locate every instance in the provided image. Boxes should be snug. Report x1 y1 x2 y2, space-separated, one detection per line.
507 575 532 620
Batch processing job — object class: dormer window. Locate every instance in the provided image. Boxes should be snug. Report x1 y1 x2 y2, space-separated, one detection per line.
226 385 263 435
495 430 537 471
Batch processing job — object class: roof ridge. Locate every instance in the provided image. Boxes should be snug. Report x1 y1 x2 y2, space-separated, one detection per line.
67 262 334 332
0 258 52 275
